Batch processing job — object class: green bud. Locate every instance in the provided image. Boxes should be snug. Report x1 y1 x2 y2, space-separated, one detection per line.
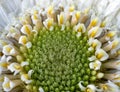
83 81 89 86
91 70 97 75
90 76 96 82
24 65 30 72
20 46 27 53
83 75 89 81
55 88 59 92
44 87 48 91
70 86 75 91
33 86 38 92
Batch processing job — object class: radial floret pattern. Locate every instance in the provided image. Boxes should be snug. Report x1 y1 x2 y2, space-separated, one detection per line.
0 0 120 92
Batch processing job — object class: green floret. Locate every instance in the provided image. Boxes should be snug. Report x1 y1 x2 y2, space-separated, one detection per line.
21 26 96 91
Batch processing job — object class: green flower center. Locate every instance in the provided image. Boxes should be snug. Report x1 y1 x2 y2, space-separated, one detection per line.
22 26 96 91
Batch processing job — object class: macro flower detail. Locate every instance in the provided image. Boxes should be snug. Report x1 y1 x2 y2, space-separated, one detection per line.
0 0 120 92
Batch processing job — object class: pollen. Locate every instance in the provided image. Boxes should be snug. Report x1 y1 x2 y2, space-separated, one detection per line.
3 82 10 88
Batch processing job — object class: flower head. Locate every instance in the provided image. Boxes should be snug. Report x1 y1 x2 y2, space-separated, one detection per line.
0 0 120 92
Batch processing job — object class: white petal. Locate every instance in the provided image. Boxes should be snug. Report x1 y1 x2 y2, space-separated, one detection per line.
21 24 32 35
39 87 44 92
88 27 102 38
95 49 109 61
88 56 96 61
21 61 29 67
28 70 34 78
78 81 85 91
8 63 21 75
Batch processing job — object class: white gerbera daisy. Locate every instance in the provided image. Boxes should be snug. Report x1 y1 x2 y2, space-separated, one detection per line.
0 0 120 92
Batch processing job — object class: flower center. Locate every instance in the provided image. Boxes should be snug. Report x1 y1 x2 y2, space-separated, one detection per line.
21 26 97 91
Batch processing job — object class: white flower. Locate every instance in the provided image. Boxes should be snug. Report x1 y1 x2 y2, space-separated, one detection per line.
8 63 21 75
0 0 120 92
43 18 54 30
78 81 101 92
99 81 120 92
21 24 32 35
88 38 102 49
7 27 21 41
95 49 109 61
2 44 18 56
88 27 102 38
58 12 66 25
2 77 23 92
21 73 32 84
74 23 86 33
89 60 101 70
2 77 15 91
0 55 11 74
19 36 32 48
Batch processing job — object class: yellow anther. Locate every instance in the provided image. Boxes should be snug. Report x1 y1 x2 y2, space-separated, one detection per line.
100 21 106 27
3 82 10 88
47 19 53 28
48 6 53 15
33 14 38 20
89 18 98 27
112 40 119 49
59 14 64 24
96 53 103 59
106 31 116 38
75 11 80 20
102 84 108 90
85 88 92 92
93 62 98 68
20 36 27 44
92 42 97 48
69 5 75 12
14 64 21 70
6 47 11 53
23 74 29 79
90 29 97 37
25 26 31 35
0 62 8 68
78 25 83 32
